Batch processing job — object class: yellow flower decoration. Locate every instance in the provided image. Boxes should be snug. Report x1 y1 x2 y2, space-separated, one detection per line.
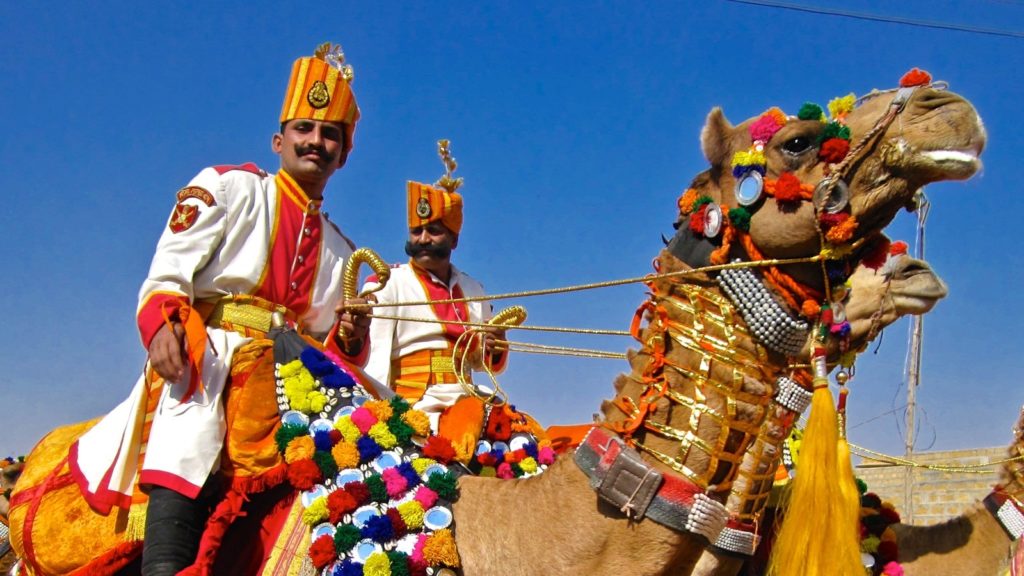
278 359 304 379
423 529 460 567
677 188 700 214
411 457 437 475
519 456 538 474
861 535 880 554
731 149 766 168
334 416 361 443
307 390 328 413
302 496 328 526
401 410 431 437
363 552 391 576
368 422 398 449
397 500 425 529
284 436 315 463
364 400 394 422
332 441 360 469
479 466 496 477
828 93 856 120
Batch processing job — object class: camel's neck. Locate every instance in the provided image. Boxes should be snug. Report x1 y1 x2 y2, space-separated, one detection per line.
600 251 788 495
896 501 1017 576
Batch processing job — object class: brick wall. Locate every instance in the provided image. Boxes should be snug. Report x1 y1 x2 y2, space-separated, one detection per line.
855 446 1006 525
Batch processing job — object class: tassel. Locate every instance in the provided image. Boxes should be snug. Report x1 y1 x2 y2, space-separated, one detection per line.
768 350 863 576
124 500 148 542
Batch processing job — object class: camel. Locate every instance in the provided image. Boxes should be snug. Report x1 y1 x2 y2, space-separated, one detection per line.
887 405 1024 576
9 72 984 575
689 251 949 576
2 460 24 575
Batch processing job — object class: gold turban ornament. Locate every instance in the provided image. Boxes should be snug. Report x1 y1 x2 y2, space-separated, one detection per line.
280 42 361 152
407 139 464 234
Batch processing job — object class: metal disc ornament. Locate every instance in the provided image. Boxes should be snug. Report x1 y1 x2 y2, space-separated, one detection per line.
813 178 850 214
734 171 764 206
703 202 723 238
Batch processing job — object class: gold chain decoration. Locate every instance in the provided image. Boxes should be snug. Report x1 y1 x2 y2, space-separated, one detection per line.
608 280 775 490
851 444 1024 474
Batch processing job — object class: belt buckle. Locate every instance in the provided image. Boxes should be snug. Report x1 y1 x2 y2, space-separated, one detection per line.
430 355 455 374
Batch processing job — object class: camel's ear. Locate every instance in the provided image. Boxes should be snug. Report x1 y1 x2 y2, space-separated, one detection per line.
700 107 734 167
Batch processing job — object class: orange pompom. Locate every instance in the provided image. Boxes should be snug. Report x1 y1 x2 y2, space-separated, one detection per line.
678 188 699 214
900 68 932 87
889 240 909 255
825 215 858 244
801 300 821 319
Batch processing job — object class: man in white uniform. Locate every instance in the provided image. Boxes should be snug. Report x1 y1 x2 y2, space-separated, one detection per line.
363 142 508 435
71 43 372 575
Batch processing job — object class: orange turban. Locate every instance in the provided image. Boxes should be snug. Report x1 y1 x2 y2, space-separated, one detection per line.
280 43 361 153
407 181 463 234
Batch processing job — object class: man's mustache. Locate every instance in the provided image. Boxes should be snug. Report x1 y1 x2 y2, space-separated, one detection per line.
295 145 330 161
405 240 452 259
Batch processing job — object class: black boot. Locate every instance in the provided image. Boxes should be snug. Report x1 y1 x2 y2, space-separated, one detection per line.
140 485 213 576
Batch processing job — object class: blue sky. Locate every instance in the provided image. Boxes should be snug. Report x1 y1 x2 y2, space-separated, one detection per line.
2 2 1022 465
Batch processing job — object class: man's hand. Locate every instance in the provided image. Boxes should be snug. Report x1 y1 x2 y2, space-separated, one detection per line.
149 322 187 382
480 325 508 357
336 296 373 354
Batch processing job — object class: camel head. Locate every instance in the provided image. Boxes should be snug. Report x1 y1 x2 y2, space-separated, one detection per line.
1 460 23 518
1002 405 1024 499
688 70 984 296
809 247 948 359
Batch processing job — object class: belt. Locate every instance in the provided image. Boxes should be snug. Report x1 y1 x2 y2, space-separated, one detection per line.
199 296 296 336
574 427 729 543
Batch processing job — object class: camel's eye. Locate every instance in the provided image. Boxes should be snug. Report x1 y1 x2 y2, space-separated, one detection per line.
781 136 814 155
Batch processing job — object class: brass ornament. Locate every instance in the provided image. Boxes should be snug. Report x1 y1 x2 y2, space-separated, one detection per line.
307 80 331 109
435 139 463 194
416 197 432 218
314 42 355 83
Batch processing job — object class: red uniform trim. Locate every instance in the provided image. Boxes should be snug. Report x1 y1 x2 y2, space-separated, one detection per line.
409 262 470 340
138 468 204 499
137 292 188 349
213 162 264 176
68 439 132 513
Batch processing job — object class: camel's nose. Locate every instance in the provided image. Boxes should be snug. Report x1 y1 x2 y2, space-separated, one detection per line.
909 87 966 112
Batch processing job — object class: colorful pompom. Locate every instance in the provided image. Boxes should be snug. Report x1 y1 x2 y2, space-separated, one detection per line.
286 458 322 490
899 68 931 87
284 435 316 464
309 534 338 569
414 485 439 509
819 138 850 163
677 188 700 214
351 407 379 434
363 552 392 576
797 102 825 121
302 496 329 526
825 215 858 244
749 113 784 142
728 207 752 232
397 500 426 529
426 471 458 501
327 488 359 523
275 422 308 453
771 172 805 204
423 436 457 463
401 410 431 437
422 529 460 567
334 524 362 554
332 441 360 469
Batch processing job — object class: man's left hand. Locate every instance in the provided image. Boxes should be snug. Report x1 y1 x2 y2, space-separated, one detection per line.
480 325 507 357
336 296 373 354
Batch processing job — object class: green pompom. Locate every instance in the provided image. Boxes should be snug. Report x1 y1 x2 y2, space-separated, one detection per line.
389 395 411 415
797 102 824 121
365 474 389 503
274 423 308 453
728 207 752 232
313 450 338 480
856 477 868 495
692 195 714 210
334 524 362 553
387 551 411 576
388 417 415 445
819 121 852 144
426 470 459 501
511 463 524 478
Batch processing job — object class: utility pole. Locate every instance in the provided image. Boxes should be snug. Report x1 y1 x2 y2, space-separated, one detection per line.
904 190 929 524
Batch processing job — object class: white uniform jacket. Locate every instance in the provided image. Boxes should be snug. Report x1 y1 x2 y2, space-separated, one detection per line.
72 164 355 511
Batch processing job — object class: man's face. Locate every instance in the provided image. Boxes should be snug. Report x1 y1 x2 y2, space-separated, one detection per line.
405 222 457 272
272 119 349 192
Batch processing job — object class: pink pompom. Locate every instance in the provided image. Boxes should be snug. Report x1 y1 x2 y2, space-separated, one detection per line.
538 446 556 465
497 462 515 479
749 114 783 142
414 485 438 509
382 467 409 498
882 561 904 576
350 407 378 434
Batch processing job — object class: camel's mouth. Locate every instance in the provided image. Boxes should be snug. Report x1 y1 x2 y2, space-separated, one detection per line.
882 139 984 183
886 257 948 315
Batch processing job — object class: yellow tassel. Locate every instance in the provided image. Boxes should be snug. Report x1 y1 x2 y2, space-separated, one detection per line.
767 378 862 576
125 501 148 542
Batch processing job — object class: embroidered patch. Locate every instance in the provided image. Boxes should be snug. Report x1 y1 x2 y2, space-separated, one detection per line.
176 186 215 206
168 202 199 233
307 80 330 109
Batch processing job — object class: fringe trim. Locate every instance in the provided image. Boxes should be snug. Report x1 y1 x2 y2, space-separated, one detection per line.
179 463 288 576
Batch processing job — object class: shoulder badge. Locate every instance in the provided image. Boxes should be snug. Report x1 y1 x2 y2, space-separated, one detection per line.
169 202 199 233
176 186 215 206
